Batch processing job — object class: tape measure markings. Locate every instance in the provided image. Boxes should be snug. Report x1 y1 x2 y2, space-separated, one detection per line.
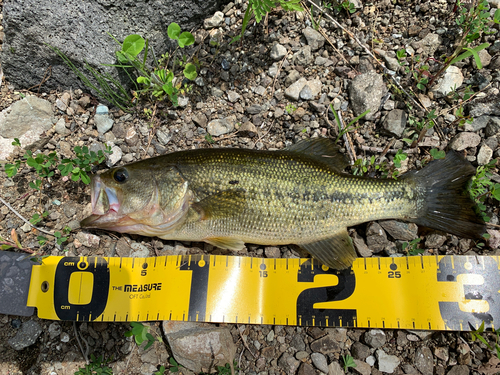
25 254 500 331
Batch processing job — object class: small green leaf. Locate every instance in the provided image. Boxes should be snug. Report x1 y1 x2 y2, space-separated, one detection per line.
430 149 446 160
183 63 197 80
178 31 195 48
80 172 91 185
122 34 145 57
450 43 490 66
137 76 151 86
167 23 181 40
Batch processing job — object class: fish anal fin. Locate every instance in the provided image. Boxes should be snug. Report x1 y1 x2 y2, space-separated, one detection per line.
298 229 356 270
285 138 349 171
192 189 247 220
205 237 245 251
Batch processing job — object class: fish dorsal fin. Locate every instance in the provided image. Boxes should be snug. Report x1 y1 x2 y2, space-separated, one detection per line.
285 138 349 171
192 189 247 220
298 228 357 269
205 237 245 251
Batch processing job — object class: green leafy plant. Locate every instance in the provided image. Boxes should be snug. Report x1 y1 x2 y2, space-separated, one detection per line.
342 354 356 372
154 365 165 375
58 145 111 184
352 155 390 177
124 322 157 350
205 133 216 144
168 357 183 372
215 360 239 375
74 354 113 375
333 0 356 14
402 238 423 255
393 150 407 169
429 148 446 160
285 103 297 114
30 211 49 225
330 105 370 143
113 28 196 107
470 321 500 361
233 0 303 44
426 0 497 88
468 160 500 222
54 226 71 246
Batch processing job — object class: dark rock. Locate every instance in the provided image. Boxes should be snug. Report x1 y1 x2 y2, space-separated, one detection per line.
8 320 42 350
468 95 500 117
246 104 262 115
485 117 500 137
366 222 388 253
352 231 373 257
163 321 236 374
192 113 208 128
364 329 386 349
278 352 300 373
290 334 306 351
379 220 418 241
382 109 407 137
238 122 258 138
310 334 341 354
302 26 325 51
414 346 433 375
2 0 230 92
425 233 447 248
351 341 371 360
446 365 469 375
297 362 316 375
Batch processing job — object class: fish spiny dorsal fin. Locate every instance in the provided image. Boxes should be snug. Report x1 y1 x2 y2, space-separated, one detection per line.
285 138 349 171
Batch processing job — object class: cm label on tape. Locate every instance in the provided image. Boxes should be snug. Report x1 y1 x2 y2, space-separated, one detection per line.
27 254 500 331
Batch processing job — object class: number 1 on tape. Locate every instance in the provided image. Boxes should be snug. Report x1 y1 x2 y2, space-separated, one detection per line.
27 255 500 331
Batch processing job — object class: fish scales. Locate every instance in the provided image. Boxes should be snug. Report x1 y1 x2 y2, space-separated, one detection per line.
165 148 416 244
81 139 485 269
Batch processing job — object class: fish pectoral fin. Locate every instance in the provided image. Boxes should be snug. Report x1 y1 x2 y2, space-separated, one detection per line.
192 189 247 220
205 237 245 251
285 138 349 171
299 229 357 270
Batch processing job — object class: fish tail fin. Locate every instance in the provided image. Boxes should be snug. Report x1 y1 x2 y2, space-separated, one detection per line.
404 152 485 238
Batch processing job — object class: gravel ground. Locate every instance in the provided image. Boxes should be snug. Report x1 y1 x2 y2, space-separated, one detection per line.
1 0 500 374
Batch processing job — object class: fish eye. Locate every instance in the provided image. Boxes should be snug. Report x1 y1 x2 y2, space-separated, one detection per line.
113 168 129 183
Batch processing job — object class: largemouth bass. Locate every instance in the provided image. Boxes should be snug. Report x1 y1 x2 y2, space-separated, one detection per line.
81 139 485 269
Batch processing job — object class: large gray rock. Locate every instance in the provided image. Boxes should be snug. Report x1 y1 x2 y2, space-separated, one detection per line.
2 0 230 92
348 71 386 118
0 96 55 159
162 321 236 374
8 320 43 350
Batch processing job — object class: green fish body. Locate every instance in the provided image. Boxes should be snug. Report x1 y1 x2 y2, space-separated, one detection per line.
81 139 485 269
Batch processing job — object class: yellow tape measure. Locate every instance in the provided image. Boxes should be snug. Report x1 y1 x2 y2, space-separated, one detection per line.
27 254 500 331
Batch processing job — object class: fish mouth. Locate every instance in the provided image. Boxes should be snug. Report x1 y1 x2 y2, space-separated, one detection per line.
80 176 121 228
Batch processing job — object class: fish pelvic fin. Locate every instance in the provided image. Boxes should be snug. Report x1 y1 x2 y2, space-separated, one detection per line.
205 237 245 251
404 151 485 239
298 228 357 270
